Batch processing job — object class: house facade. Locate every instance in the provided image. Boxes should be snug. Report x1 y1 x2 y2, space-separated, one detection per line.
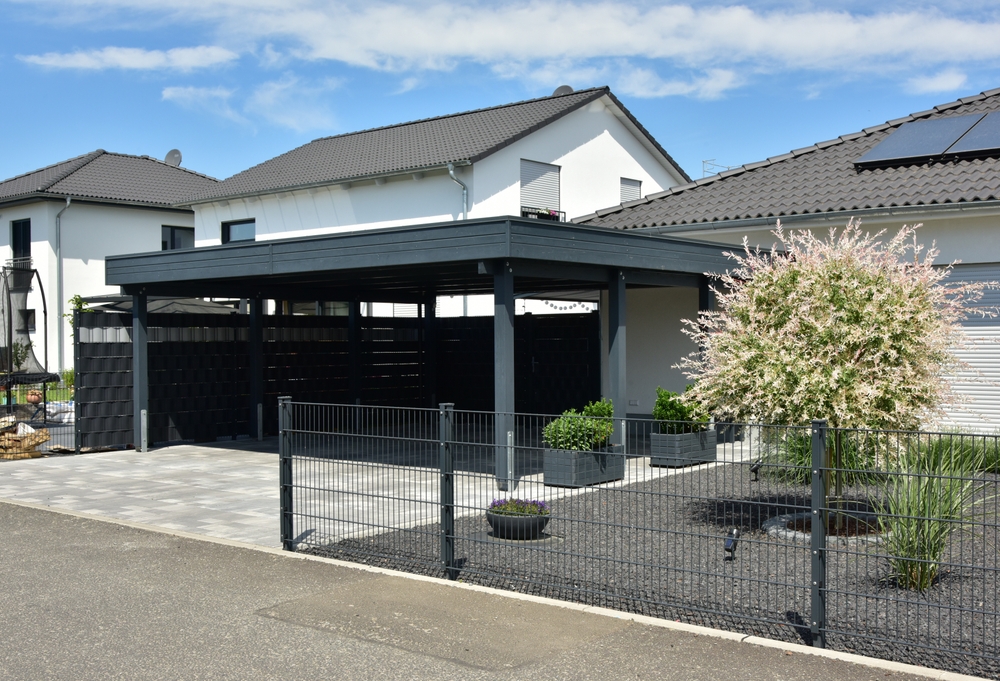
0 150 218 371
180 87 689 244
580 86 1000 428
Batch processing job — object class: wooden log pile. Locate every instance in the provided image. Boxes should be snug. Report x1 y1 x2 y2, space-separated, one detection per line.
0 415 50 460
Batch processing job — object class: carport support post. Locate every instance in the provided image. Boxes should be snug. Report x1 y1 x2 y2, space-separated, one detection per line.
348 300 361 404
494 261 515 491
132 292 149 453
425 290 438 407
608 270 626 446
249 298 264 441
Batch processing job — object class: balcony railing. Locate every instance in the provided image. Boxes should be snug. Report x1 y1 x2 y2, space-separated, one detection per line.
521 206 565 222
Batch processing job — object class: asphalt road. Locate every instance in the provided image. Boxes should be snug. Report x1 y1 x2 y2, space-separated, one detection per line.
0 501 971 681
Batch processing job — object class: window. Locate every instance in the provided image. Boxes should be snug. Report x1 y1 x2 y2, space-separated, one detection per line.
161 226 194 251
222 219 256 244
620 177 641 203
17 309 35 333
520 159 560 211
11 219 30 261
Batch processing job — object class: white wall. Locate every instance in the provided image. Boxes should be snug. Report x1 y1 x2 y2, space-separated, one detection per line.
600 286 699 415
193 94 684 245
472 98 681 221
668 210 1000 266
1 199 194 371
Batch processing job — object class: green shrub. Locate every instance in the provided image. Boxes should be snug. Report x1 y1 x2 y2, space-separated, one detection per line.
543 399 615 450
878 434 986 591
488 498 549 516
652 386 708 434
61 368 75 389
758 428 884 485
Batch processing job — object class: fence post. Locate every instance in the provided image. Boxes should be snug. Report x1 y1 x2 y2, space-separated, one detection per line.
810 419 828 649
73 309 81 454
439 403 456 579
279 396 294 551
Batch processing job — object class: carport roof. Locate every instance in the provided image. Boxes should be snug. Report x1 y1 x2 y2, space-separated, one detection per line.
105 217 733 301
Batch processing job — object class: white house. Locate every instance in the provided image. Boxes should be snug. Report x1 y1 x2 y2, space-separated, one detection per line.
0 150 218 372
580 86 1000 427
180 86 690 246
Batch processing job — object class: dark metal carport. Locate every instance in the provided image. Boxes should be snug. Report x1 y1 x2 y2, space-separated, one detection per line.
105 216 731 477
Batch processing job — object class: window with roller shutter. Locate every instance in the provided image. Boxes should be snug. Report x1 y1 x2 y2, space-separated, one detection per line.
520 159 562 221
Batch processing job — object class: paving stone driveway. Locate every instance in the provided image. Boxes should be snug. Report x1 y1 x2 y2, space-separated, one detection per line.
0 439 282 547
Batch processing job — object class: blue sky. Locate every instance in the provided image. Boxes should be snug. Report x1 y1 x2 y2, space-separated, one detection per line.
2 1 1000 184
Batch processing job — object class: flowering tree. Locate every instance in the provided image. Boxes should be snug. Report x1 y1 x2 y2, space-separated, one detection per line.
677 219 991 430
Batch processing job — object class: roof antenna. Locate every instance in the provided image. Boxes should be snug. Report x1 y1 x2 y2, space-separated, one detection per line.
552 85 574 96
164 149 182 167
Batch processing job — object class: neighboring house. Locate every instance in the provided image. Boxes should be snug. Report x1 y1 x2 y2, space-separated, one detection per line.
179 86 690 245
579 86 1000 427
0 150 218 372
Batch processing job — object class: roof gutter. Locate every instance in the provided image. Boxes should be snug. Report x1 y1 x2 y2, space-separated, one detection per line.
447 163 469 220
55 196 71 372
177 160 473 209
630 199 1000 236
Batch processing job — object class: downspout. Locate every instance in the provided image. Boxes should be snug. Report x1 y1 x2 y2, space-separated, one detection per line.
447 163 468 220
55 196 71 372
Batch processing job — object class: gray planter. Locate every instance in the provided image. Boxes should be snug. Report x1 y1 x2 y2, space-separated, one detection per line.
649 430 717 467
543 444 625 487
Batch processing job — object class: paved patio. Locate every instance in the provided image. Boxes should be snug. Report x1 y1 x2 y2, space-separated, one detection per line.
0 439 283 546
0 438 752 549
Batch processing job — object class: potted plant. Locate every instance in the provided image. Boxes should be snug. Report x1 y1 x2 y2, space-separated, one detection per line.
486 498 551 540
649 386 716 467
542 399 625 487
25 389 43 405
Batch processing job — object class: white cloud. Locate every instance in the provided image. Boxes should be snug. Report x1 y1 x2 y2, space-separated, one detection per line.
162 85 247 123
617 68 739 100
244 74 341 131
907 69 968 94
16 2 1000 98
20 45 238 71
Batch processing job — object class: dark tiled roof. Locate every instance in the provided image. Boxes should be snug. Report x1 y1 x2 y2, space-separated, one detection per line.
184 87 688 204
0 151 218 207
580 88 1000 230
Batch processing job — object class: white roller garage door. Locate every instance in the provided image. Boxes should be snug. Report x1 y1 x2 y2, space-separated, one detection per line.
940 263 1000 430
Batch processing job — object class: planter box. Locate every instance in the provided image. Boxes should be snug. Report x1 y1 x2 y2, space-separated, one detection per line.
543 445 625 487
649 430 717 467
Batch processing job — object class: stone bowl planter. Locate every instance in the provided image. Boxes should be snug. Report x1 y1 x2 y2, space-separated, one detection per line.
649 430 717 467
486 512 551 540
543 444 625 487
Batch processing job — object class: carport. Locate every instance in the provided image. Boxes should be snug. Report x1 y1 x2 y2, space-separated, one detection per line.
104 216 731 476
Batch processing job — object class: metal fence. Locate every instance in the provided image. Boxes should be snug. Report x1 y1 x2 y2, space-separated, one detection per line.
0 380 75 459
278 400 1000 679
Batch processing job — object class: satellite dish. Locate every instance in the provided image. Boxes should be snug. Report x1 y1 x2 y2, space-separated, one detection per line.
164 149 182 167
552 85 574 96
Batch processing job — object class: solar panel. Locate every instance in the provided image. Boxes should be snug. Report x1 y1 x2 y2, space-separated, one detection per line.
945 111 1000 157
855 113 984 167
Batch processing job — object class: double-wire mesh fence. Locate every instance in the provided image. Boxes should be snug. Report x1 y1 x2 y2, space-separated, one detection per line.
278 400 1000 679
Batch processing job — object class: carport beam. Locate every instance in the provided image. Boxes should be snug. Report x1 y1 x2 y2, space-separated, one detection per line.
132 292 149 452
494 262 515 491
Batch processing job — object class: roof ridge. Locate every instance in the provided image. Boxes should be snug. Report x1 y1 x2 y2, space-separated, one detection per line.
578 86 1000 223
0 149 105 190
99 151 219 182
306 86 608 146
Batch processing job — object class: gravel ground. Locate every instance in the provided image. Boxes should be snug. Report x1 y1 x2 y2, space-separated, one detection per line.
303 461 1000 680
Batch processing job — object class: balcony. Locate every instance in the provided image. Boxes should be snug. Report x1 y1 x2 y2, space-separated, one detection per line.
521 206 565 222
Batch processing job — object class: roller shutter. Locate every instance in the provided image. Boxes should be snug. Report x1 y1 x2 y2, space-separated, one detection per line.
620 178 641 203
940 263 1000 429
520 159 560 211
